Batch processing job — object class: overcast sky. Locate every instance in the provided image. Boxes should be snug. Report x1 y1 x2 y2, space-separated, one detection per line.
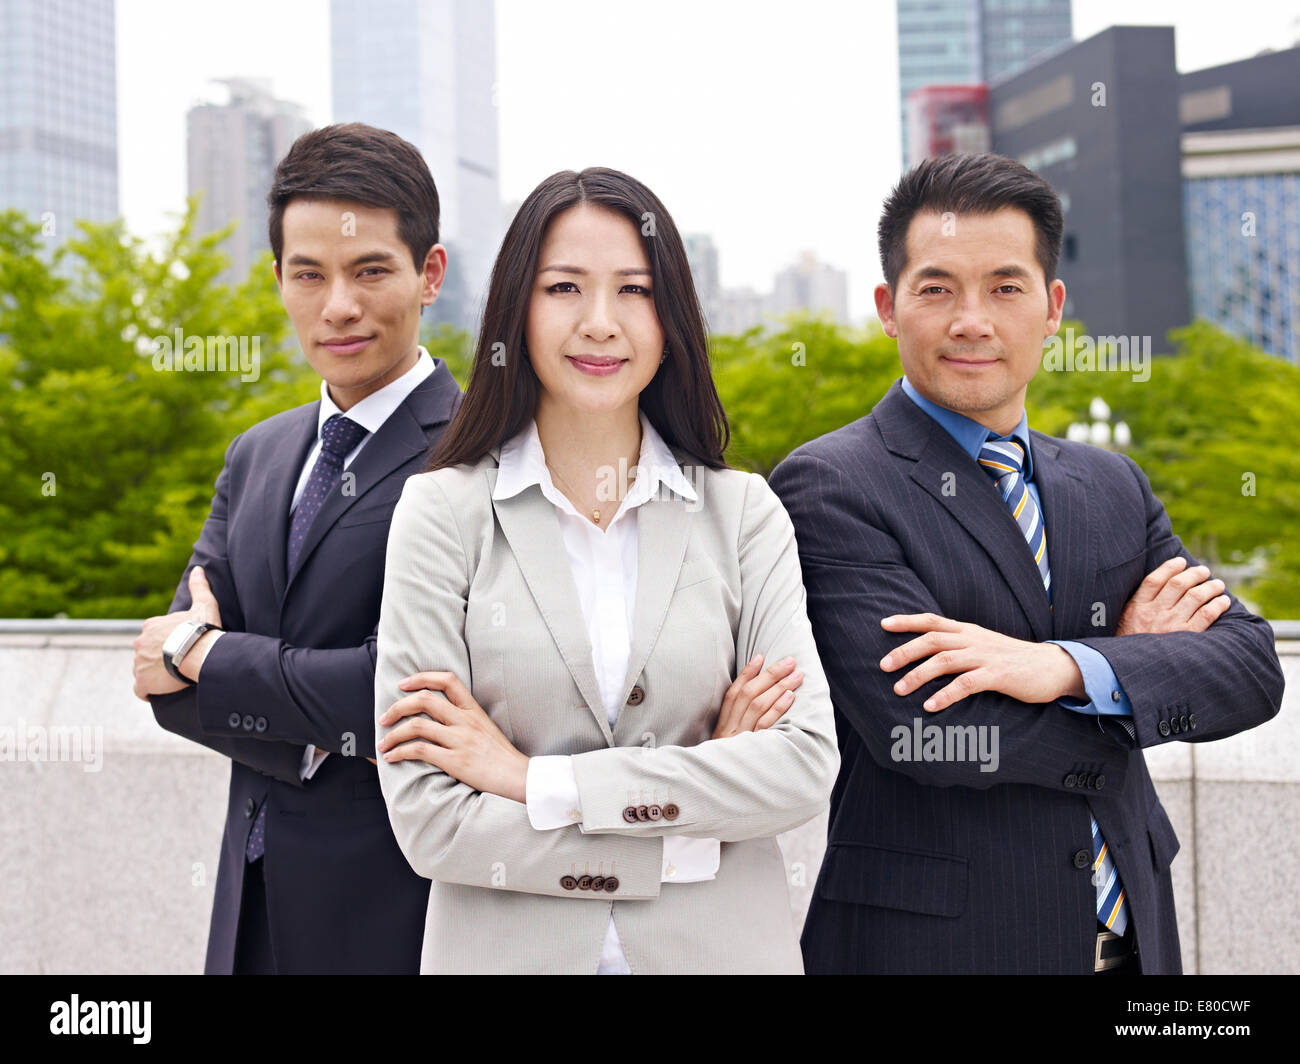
116 0 1300 322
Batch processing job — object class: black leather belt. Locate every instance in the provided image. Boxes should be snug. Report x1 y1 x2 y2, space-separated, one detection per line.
1096 924 1138 972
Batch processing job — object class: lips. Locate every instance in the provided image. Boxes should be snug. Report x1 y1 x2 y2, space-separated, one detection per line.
321 336 373 355
566 355 626 377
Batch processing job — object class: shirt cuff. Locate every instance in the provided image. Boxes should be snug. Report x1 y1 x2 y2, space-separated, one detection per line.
1049 640 1132 716
662 836 720 883
526 755 584 830
299 744 328 781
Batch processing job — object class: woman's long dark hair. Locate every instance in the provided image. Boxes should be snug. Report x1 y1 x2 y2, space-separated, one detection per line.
426 167 729 471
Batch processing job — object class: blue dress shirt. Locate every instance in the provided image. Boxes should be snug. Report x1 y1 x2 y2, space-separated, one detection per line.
900 376 1132 717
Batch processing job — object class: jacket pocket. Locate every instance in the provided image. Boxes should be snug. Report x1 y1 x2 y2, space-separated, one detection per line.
817 841 968 918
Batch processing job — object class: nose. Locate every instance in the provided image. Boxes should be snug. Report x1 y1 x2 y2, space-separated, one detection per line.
579 287 618 343
948 289 994 342
322 277 362 328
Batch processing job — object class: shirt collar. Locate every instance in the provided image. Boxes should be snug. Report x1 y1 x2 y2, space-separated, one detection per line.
317 346 437 437
901 375 1035 480
493 410 699 517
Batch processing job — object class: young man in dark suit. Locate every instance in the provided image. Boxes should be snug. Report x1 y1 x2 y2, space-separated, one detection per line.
131 123 463 973
770 152 1284 974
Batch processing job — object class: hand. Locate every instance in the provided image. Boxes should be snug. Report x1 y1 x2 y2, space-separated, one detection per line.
377 671 529 803
712 654 804 738
1116 556 1230 635
880 613 1085 713
132 566 225 699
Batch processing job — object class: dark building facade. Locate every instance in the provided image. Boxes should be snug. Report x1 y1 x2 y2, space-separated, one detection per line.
989 25 1191 345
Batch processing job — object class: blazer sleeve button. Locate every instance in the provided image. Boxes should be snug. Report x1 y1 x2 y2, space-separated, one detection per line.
635 805 650 821
626 686 645 706
1095 774 1106 789
603 877 619 892
1188 713 1197 731
1073 849 1092 870
578 875 593 890
560 875 578 891
622 806 640 823
1170 717 1181 734
241 714 255 731
590 876 605 891
1158 720 1171 737
228 712 242 729
254 716 268 733
1064 773 1078 788
647 804 663 820
662 803 679 821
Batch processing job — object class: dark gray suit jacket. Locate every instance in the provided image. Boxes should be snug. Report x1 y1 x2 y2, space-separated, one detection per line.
150 361 462 973
769 379 1284 974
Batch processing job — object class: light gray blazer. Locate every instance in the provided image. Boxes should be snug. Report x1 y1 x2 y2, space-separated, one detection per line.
374 444 839 974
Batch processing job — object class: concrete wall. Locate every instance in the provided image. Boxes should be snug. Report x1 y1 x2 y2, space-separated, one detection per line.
1 621 1296 974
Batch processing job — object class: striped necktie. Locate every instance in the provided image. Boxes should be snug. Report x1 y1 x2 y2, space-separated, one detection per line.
977 434 1129 936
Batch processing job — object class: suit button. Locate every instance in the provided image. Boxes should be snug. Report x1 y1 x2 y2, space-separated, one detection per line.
635 805 650 821
244 798 256 818
622 806 639 824
1180 714 1190 731
228 712 241 729
662 803 679 821
1073 849 1091 869
1158 720 1171 737
1111 690 1121 703
1095 774 1106 789
590 876 605 891
241 714 255 731
577 875 593 890
560 875 578 891
1085 773 1097 788
1064 773 1078 788
626 686 645 706
1170 717 1181 734
603 877 619 892
1188 713 1197 731
647 804 663 820
254 716 268 733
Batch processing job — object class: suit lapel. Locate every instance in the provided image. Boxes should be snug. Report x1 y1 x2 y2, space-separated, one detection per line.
876 381 1053 641
285 364 461 590
491 480 613 744
262 405 319 602
1031 433 1097 639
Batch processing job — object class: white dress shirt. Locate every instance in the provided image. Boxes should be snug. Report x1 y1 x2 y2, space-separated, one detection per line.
294 348 438 782
495 412 720 974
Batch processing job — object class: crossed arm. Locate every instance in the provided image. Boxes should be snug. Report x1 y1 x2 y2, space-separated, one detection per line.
768 451 1283 792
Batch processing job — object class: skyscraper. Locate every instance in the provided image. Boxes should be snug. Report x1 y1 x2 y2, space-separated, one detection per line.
187 79 311 287
331 0 501 332
897 0 1072 167
0 0 118 239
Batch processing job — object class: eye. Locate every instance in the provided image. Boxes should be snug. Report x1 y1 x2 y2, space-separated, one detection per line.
360 267 389 277
621 284 652 296
547 281 578 293
920 285 946 295
995 284 1021 294
295 271 322 281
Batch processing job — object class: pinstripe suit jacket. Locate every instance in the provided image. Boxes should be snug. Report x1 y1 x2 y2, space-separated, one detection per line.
374 445 839 974
769 379 1284 974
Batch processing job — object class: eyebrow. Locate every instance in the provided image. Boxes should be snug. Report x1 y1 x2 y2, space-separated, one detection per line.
538 264 653 277
284 251 401 268
910 264 1034 282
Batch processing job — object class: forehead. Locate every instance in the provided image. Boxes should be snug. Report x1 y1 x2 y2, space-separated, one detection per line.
281 198 404 252
902 207 1040 279
539 203 648 266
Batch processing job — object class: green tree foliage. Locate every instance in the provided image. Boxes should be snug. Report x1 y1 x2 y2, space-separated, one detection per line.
0 204 316 616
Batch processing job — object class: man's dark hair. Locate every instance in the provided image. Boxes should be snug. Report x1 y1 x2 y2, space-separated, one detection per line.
878 152 1063 292
267 122 440 270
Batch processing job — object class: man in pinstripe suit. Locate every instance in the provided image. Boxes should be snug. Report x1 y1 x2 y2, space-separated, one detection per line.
770 153 1284 974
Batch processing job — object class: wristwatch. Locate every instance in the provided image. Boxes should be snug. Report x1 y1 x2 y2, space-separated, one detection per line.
162 620 221 684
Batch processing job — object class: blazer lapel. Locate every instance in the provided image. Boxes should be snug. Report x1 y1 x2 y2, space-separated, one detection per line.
1031 432 1098 639
285 364 461 589
876 381 1053 641
491 478 613 744
262 405 320 602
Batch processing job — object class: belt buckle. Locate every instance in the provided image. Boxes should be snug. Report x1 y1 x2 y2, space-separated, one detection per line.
1095 928 1125 972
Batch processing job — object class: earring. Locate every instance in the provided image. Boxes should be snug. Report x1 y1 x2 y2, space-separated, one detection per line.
660 344 669 365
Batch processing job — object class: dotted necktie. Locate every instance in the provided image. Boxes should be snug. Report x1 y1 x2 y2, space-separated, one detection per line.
978 434 1129 936
286 414 369 573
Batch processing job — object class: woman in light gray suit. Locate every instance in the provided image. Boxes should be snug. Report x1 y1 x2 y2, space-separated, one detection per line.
374 167 839 974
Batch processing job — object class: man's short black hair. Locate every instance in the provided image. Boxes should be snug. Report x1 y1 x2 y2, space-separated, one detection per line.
268 122 440 271
878 152 1063 292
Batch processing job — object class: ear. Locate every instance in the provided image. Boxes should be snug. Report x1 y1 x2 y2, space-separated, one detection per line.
272 260 283 292
421 244 448 307
875 282 899 338
1044 278 1066 338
